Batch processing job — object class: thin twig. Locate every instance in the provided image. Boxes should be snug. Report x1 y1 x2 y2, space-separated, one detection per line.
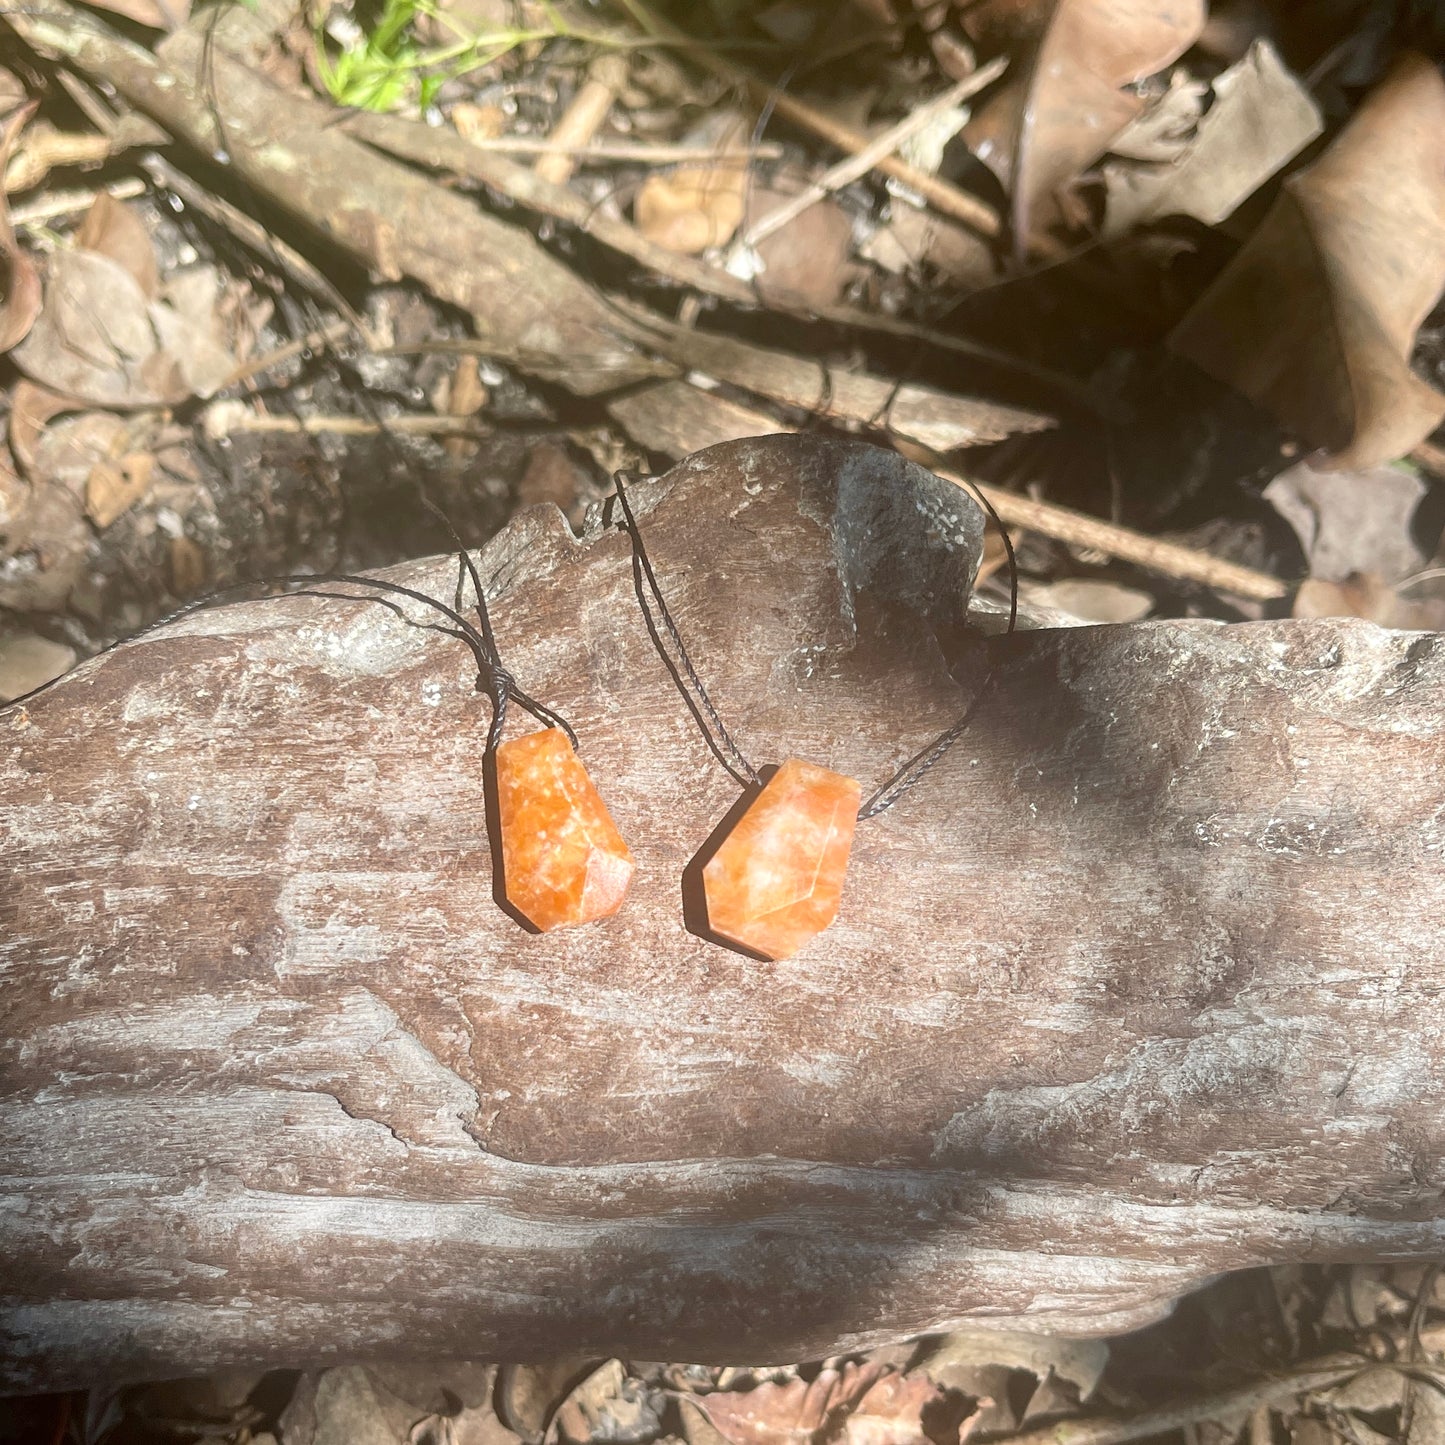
3 112 163 192
140 152 367 331
609 376 1286 600
1410 438 1445 476
998 1361 1365 1445
1399 1264 1443 1442
10 177 146 227
739 56 1007 251
200 409 516 438
959 473 1290 602
345 110 1091 407
533 62 625 186
217 319 354 391
612 0 1042 251
447 136 785 163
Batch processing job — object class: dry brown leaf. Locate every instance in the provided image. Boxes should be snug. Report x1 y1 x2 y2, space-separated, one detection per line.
1292 568 1445 632
15 250 162 404
635 163 747 254
30 411 129 492
517 441 589 524
744 178 858 308
152 267 243 392
1103 41 1322 235
1292 572 1399 624
0 101 42 353
279 1363 506 1445
915 1328 1109 1403
1328 1367 1407 1417
696 1362 888 1445
75 192 160 298
1104 70 1206 163
13 249 236 407
635 127 750 258
1169 52 1445 470
963 0 1204 247
921 1361 1014 1438
842 1372 946 1445
955 0 1051 47
553 1359 662 1445
496 1360 600 1443
1264 460 1426 587
859 204 998 289
452 102 507 142
1019 1370 1086 1425
85 450 154 529
0 629 77 703
278 1366 422 1445
1405 1376 1445 1445
0 67 26 113
0 444 28 532
1025 577 1154 622
168 534 207 596
413 1402 523 1445
8 380 76 476
0 412 109 612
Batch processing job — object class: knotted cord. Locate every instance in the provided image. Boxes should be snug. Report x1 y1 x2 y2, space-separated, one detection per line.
3 564 576 755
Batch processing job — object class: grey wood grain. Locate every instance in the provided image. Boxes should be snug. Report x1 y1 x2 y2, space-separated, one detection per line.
3 437 1442 1391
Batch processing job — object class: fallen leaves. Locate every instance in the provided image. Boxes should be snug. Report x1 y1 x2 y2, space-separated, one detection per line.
741 175 858 308
0 191 254 613
963 0 1205 249
554 1360 663 1445
1170 52 1445 470
694 1364 890 1445
634 116 752 255
13 247 235 407
0 627 77 703
1102 40 1322 235
279 1363 515 1445
840 1371 950 1445
915 1328 1108 1404
74 190 159 297
1267 458 1445 629
1265 460 1427 591
635 163 748 254
85 449 155 529
1024 576 1154 622
688 1361 972 1445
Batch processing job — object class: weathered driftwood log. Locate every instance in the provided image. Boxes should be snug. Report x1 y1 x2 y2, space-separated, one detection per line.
3 435 1444 1394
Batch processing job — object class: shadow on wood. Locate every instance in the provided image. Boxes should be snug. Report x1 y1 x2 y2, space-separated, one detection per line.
2 436 1443 1392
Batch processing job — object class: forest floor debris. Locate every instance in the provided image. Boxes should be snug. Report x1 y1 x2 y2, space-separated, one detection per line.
3 1 1445 1440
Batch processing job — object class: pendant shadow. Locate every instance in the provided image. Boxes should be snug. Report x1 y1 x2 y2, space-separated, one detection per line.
680 764 778 962
482 748 542 936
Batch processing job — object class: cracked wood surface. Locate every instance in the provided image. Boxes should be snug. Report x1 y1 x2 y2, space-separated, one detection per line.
3 436 1444 1392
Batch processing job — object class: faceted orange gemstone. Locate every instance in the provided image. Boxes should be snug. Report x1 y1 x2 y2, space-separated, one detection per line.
702 758 861 961
494 728 634 931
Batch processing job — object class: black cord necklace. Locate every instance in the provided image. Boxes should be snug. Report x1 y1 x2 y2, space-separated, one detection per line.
612 467 1016 961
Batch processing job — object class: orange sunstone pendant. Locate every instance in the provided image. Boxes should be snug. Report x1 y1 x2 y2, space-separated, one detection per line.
493 728 635 931
701 758 861 961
